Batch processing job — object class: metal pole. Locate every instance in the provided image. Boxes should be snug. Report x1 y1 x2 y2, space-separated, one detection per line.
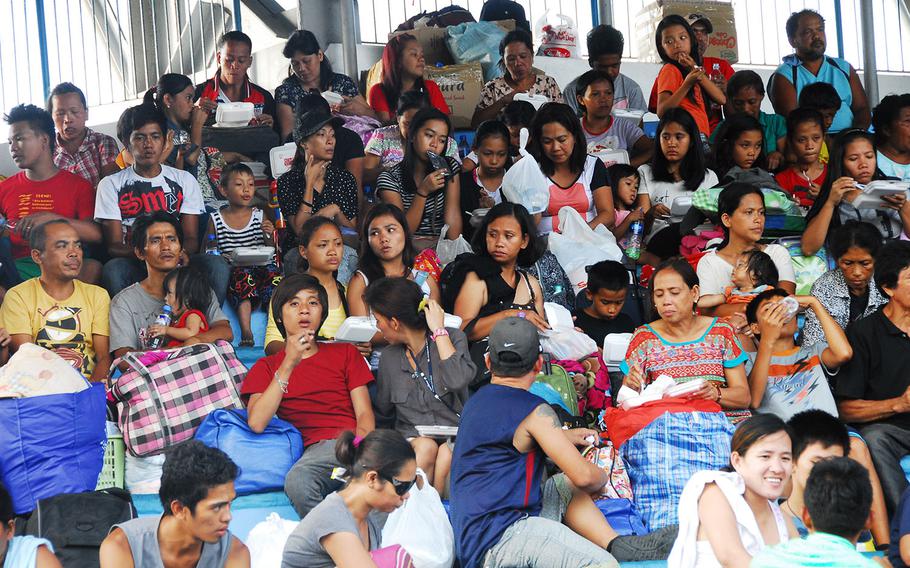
598 0 612 26
833 0 844 60
340 0 358 79
860 0 879 107
233 0 242 30
34 0 51 99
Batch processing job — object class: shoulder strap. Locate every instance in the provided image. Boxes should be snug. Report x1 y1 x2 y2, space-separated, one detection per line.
826 56 850 80
521 270 536 303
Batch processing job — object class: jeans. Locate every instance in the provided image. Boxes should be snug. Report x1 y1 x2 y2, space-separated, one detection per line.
101 257 145 297
857 422 910 515
284 439 344 519
100 254 230 305
483 517 619 568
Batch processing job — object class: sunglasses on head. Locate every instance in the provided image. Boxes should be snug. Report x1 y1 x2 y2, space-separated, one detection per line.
379 472 417 496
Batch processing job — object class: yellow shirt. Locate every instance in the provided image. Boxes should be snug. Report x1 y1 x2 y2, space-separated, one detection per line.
0 278 110 378
265 302 347 346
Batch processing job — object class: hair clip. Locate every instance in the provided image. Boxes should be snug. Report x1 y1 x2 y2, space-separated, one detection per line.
417 297 429 314
353 435 364 448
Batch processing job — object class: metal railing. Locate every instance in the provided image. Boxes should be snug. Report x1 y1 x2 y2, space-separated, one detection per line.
0 0 237 114
357 0 910 73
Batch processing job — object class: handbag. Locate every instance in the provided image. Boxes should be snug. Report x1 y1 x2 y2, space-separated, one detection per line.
601 398 721 448
111 340 246 457
583 442 633 501
0 383 107 514
381 469 455 568
194 409 304 495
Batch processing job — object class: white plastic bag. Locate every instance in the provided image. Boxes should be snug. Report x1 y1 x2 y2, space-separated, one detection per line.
381 468 454 568
540 302 597 360
501 129 550 214
548 207 623 294
540 328 597 360
247 512 298 568
535 11 580 58
436 224 472 265
125 453 166 494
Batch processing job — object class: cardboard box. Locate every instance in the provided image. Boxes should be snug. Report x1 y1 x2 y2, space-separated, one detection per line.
636 1 738 64
423 62 484 129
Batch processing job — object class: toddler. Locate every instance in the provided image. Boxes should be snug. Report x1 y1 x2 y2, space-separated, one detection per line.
148 266 211 347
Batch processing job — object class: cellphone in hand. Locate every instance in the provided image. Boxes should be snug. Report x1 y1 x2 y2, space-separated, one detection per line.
426 151 453 180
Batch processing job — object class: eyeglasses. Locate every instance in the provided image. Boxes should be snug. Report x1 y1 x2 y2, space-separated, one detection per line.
379 472 417 496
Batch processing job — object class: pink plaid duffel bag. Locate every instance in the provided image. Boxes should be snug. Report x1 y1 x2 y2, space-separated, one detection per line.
111 340 246 457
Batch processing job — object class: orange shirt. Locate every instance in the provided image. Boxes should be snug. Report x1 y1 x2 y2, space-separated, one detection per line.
656 64 710 136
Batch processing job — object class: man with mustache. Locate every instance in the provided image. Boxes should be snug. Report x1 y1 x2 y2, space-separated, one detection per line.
1 104 102 284
0 219 109 381
770 9 870 134
48 82 119 187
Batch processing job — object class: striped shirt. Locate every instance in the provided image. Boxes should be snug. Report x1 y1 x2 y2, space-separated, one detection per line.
211 207 266 255
376 157 461 237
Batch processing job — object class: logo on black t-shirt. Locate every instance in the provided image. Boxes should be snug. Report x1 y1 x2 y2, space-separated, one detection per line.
118 177 184 217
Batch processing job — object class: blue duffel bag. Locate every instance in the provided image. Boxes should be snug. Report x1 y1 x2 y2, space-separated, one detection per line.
0 383 106 514
195 408 304 495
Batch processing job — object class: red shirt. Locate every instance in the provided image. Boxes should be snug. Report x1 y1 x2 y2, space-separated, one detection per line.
775 165 828 207
0 170 95 258
368 80 450 116
240 342 374 445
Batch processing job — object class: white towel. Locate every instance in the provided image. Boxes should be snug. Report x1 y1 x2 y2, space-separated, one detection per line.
667 470 765 568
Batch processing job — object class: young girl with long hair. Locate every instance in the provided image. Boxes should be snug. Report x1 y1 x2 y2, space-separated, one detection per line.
653 15 725 138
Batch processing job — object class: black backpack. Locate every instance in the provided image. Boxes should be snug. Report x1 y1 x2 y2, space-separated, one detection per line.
480 0 531 32
395 5 475 31
25 488 137 568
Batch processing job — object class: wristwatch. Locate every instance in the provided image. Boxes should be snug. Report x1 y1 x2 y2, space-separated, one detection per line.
431 328 449 341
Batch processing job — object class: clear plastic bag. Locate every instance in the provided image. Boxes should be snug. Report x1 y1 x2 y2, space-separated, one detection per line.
435 223 472 265
501 129 550 214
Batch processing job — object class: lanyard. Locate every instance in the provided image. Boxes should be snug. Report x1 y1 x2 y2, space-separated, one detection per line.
407 337 461 419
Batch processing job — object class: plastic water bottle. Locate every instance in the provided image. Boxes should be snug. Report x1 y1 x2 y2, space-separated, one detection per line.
709 63 723 112
204 234 220 256
626 219 644 261
458 135 470 159
269 180 285 270
147 305 172 349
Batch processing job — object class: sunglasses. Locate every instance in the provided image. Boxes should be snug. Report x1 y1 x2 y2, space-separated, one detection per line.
379 472 417 496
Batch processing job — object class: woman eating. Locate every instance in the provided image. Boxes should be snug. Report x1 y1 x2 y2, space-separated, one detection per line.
275 29 379 144
243 274 375 519
376 108 462 246
471 29 564 127
526 102 614 234
622 257 752 422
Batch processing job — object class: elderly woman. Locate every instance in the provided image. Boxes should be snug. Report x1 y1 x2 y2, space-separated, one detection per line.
802 221 887 346
275 30 379 140
470 29 564 128
242 273 375 518
872 93 910 181
623 257 752 422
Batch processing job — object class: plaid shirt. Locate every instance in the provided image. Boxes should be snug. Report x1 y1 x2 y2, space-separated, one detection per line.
53 128 119 187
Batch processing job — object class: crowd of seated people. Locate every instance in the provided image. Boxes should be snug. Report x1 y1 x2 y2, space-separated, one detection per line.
3 6 910 567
